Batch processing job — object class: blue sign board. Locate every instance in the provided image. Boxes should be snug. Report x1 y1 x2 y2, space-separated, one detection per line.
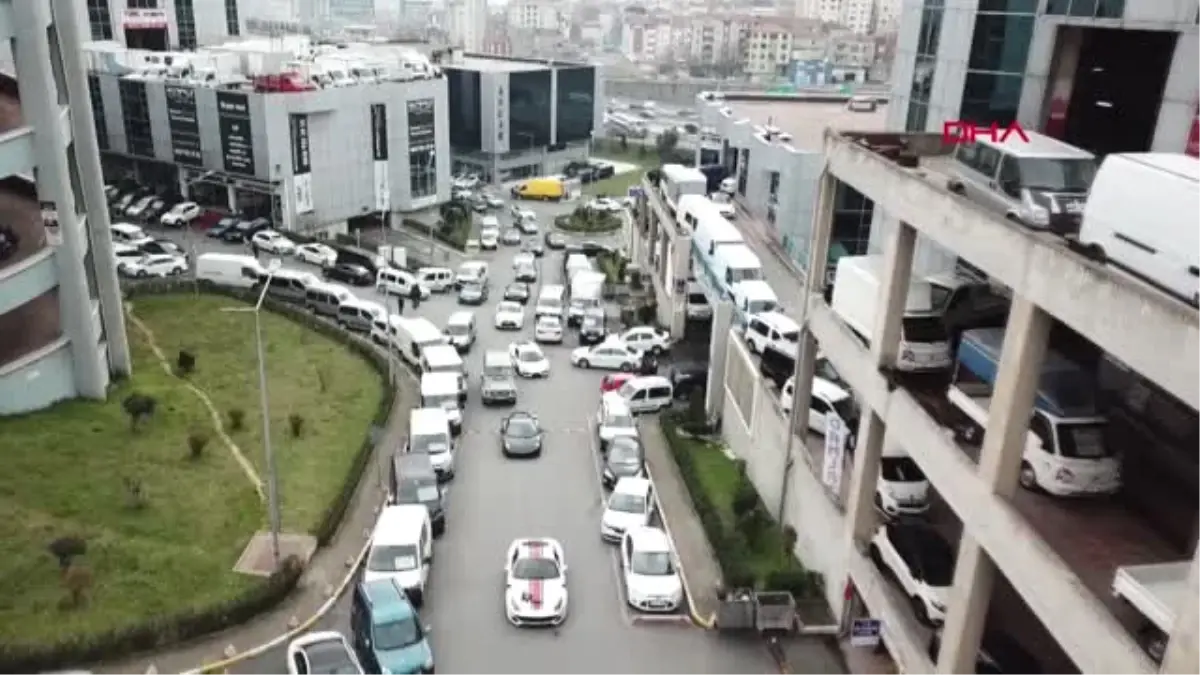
849 618 882 648
627 186 644 199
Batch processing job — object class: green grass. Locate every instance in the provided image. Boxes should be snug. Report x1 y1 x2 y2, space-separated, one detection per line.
0 293 383 647
684 436 804 581
584 167 647 198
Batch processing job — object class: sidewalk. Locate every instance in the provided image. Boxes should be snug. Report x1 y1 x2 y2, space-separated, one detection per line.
95 370 416 674
641 417 723 622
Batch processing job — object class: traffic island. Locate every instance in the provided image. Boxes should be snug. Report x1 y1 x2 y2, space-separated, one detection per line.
0 286 390 673
553 207 623 233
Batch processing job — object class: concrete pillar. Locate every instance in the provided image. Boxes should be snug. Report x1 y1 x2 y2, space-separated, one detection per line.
704 300 733 422
226 185 237 212
52 0 131 376
12 0 106 398
845 411 886 543
937 296 1051 674
1162 553 1200 674
869 221 917 366
178 171 189 198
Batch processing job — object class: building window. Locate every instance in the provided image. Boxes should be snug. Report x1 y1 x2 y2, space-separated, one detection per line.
407 98 437 199
905 101 929 132
555 67 595 143
960 72 1023 127
1046 0 1124 17
446 69 482 152
967 13 1034 73
225 0 240 36
119 79 154 157
87 75 109 151
176 0 197 50
958 0 1036 127
87 0 113 41
916 2 944 57
509 71 553 148
126 0 157 7
409 149 437 199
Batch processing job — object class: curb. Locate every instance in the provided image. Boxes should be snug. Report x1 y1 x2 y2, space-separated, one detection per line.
643 459 717 630
184 513 376 674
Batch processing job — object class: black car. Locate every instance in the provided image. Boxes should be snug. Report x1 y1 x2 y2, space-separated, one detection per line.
521 240 545 258
141 198 169 222
323 263 373 286
458 280 489 305
602 436 645 487
207 216 242 240
665 361 708 402
501 411 544 458
503 282 530 304
928 630 1043 674
139 239 185 257
231 217 270 242
590 162 616 180
579 309 607 345
391 454 447 536
544 231 567 250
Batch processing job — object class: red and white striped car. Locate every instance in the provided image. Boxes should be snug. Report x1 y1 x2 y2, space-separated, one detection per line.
503 538 569 627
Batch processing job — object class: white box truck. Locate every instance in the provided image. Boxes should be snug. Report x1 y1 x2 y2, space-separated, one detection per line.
829 255 952 372
1112 560 1191 662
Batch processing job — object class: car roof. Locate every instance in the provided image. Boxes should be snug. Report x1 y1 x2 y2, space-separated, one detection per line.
811 376 850 402
359 578 418 621
624 375 671 388
601 391 632 412
371 504 429 546
612 476 652 494
447 310 474 325
751 311 799 332
628 526 670 550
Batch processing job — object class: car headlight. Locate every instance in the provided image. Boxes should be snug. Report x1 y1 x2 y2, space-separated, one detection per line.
423 656 435 670
509 597 520 612
555 598 565 611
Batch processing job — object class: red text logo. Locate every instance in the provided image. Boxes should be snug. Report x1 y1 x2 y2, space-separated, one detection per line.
942 120 1030 145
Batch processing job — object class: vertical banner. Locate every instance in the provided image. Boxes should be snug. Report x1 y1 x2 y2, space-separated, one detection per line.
290 114 313 214
217 91 255 176
371 103 390 212
821 416 847 490
165 85 203 166
1186 100 1199 158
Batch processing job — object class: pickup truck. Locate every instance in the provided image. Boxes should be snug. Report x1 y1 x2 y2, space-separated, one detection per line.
1112 560 1191 661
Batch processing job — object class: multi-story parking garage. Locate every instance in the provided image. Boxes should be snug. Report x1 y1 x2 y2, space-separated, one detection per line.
0 0 130 415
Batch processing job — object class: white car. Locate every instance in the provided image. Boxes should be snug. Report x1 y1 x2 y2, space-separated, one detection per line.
868 523 955 626
509 341 550 378
504 537 569 627
285 630 364 675
125 195 156 218
600 477 655 543
159 201 201 227
480 229 500 250
618 325 673 354
588 197 623 213
112 243 145 266
494 301 526 330
571 339 642 371
295 242 337 267
512 252 535 270
534 315 563 344
621 527 683 613
120 253 187 278
251 230 297 255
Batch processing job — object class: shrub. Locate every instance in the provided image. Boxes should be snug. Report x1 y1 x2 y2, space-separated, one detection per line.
123 477 147 510
121 393 157 431
781 524 798 555
316 366 330 393
636 303 657 325
61 564 93 609
764 567 821 600
47 537 86 572
187 429 210 460
288 413 305 438
176 349 196 376
686 388 707 427
227 407 246 431
731 480 760 519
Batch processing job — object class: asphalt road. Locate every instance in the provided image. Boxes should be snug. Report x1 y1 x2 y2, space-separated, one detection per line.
150 204 777 674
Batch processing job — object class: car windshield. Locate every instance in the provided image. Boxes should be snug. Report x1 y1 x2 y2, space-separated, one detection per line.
445 323 469 336
609 441 643 465
366 544 420 573
512 557 560 580
1016 157 1096 193
880 457 926 482
631 551 674 576
1056 422 1114 459
396 478 440 504
424 392 458 409
518 349 543 363
485 363 513 379
411 432 450 455
506 416 540 437
607 413 635 429
608 492 647 513
499 302 520 313
461 281 483 293
303 639 360 674
831 397 860 428
373 617 423 651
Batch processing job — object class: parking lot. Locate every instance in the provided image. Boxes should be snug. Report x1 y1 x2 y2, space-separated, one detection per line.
144 200 779 673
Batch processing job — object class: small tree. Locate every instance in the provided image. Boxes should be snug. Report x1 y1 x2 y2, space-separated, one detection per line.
288 413 305 438
176 349 196 376
61 563 93 609
121 393 157 432
732 480 760 519
123 476 147 510
619 135 629 150
656 129 681 164
227 407 246 431
47 536 87 572
315 366 330 393
187 429 210 460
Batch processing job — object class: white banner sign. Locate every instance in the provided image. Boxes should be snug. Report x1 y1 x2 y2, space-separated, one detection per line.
123 9 169 29
293 173 314 214
822 416 848 489
374 160 390 212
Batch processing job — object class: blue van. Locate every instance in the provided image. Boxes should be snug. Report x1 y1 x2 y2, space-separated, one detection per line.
351 579 435 674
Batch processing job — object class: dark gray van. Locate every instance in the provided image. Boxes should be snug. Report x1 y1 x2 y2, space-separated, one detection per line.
262 269 316 303
390 453 447 536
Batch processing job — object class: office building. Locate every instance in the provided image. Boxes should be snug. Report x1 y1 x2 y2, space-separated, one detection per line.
446 0 487 51
83 0 245 50
0 1 131 415
443 53 602 183
86 39 451 235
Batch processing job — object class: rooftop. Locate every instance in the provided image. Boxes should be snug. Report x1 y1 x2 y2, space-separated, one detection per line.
721 99 888 152
454 56 549 73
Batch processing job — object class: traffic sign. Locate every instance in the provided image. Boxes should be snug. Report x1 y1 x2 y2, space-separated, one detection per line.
627 186 644 199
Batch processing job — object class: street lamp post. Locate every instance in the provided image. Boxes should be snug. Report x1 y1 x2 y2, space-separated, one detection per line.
222 258 284 569
182 170 218 296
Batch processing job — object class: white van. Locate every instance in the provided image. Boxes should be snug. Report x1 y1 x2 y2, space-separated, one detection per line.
110 222 153 246
565 254 592 284
830 255 952 372
596 392 639 450
417 266 454 293
444 311 476 352
536 284 566 319
376 267 430 299
617 375 674 414
946 130 1096 235
686 202 743 258
407 407 455 480
568 271 606 326
685 282 712 320
480 215 500 233
305 281 354 318
370 313 405 347
393 317 450 368
196 253 263 289
455 261 489 288
781 375 859 440
363 504 432 606
730 280 779 317
1077 153 1199 305
420 344 467 401
420 372 465 434
337 298 387 333
744 311 800 356
712 244 763 288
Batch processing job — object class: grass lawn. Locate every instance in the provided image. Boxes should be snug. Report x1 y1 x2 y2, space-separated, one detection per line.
584 166 647 198
0 293 383 647
683 435 804 581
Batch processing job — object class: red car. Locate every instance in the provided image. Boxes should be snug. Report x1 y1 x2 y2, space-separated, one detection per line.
600 373 635 393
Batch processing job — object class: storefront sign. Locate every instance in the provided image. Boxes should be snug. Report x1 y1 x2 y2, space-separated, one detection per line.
370 104 389 212
123 9 169 29
289 114 313 214
165 85 203 167
217 92 255 176
406 98 436 152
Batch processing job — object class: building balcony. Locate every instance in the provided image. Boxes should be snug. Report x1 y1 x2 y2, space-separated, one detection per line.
0 288 64 371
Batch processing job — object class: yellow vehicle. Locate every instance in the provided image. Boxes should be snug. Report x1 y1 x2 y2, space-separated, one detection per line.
510 177 565 201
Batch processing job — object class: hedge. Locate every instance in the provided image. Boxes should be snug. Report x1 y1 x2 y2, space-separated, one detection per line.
0 281 398 673
553 209 622 234
658 412 823 600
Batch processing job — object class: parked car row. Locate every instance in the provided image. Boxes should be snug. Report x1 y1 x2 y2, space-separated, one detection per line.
105 183 207 229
